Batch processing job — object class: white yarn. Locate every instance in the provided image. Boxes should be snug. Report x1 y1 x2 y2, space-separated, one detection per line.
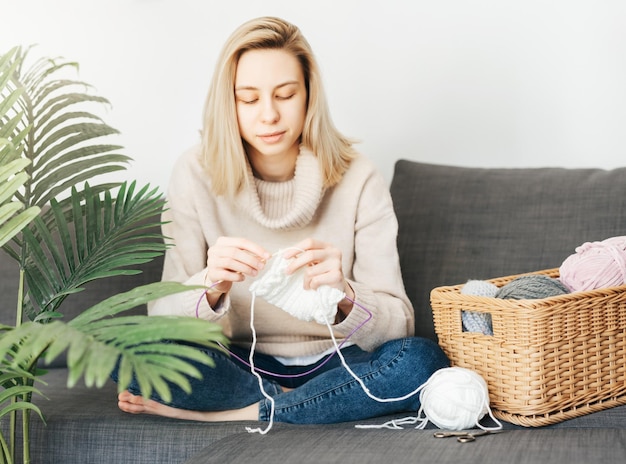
245 251 501 434
244 292 275 436
249 250 345 324
251 250 427 404
416 367 501 431
246 248 344 434
356 367 502 432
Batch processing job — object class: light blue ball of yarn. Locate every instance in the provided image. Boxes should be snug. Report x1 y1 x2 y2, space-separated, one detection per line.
495 274 569 300
461 280 498 336
462 280 499 297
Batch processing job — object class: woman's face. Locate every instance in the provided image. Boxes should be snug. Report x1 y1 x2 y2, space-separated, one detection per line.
234 48 307 180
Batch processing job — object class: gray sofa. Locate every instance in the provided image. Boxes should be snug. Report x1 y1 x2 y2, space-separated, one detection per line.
2 159 626 463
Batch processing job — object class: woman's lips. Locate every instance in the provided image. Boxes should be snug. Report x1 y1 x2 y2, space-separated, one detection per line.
258 131 285 144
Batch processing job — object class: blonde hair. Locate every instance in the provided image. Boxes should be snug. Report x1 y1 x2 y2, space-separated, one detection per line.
201 16 356 197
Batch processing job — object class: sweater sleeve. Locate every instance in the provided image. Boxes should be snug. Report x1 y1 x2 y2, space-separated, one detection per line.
333 163 414 351
147 147 230 321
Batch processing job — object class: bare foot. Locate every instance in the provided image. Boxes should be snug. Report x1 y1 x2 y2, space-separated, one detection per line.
117 390 259 422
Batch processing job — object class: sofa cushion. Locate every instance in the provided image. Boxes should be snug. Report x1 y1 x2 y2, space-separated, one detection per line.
390 160 626 340
0 368 252 464
183 427 626 464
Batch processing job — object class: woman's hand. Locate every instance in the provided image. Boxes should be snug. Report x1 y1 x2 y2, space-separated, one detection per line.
205 237 270 297
282 238 355 317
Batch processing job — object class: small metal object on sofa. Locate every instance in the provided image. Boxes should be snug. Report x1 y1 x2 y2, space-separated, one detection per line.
433 429 500 443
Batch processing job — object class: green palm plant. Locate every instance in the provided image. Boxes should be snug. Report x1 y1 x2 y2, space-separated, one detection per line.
0 46 226 464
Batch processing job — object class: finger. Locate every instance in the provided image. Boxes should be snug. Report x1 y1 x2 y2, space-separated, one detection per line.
215 237 271 262
209 238 270 277
305 268 345 291
281 238 323 259
211 252 262 278
284 248 324 274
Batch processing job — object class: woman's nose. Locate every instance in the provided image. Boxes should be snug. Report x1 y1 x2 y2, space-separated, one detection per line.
260 100 279 123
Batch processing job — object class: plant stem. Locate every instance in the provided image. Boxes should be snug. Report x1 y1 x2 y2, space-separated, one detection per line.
7 269 26 464
1 432 14 463
17 269 30 464
9 407 15 464
21 408 29 464
16 269 24 328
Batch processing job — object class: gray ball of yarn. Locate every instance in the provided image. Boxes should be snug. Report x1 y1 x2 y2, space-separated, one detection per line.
496 274 570 300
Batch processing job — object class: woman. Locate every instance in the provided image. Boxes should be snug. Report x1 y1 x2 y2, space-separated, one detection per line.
118 16 448 425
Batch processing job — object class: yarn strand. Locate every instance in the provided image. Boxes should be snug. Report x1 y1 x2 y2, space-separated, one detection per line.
192 248 501 434
244 292 275 435
195 289 373 379
323 315 428 403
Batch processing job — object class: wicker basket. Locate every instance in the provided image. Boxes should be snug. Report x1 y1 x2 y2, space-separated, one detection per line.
430 268 626 427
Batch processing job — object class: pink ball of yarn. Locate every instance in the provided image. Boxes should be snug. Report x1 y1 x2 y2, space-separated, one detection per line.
559 236 626 292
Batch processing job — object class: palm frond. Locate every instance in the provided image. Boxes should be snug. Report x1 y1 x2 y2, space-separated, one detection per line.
1 45 201 464
0 385 44 419
0 370 45 425
7 46 130 210
0 47 28 168
0 368 46 463
0 158 29 204
0 282 227 403
21 180 167 318
0 145 40 249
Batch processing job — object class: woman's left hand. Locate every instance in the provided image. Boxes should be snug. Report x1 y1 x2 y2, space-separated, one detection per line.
281 239 355 316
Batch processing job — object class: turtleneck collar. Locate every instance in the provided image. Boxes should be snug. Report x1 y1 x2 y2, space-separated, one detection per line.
238 146 324 230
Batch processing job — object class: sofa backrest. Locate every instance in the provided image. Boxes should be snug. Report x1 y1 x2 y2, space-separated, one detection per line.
390 160 626 341
4 162 626 351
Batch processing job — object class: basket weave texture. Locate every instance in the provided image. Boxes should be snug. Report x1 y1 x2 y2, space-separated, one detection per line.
430 268 626 427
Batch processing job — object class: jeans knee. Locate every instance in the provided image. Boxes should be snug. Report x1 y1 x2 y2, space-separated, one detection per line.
391 337 450 378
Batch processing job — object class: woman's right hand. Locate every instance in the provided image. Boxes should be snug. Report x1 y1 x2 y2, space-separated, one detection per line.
205 237 270 295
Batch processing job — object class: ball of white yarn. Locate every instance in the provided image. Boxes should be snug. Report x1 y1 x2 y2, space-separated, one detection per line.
419 367 490 430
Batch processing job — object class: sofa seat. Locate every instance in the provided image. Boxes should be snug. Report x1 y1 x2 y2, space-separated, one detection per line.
16 368 626 464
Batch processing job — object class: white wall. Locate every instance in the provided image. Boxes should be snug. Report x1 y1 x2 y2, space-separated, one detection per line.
3 0 626 191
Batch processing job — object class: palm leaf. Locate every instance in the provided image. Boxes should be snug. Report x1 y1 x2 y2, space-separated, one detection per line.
2 45 209 464
0 282 227 403
0 89 22 127
0 125 29 169
20 180 167 318
0 158 29 204
0 369 46 439
6 46 130 211
0 144 40 249
0 367 46 463
0 48 21 115
0 47 28 169
30 156 130 207
0 385 44 419
0 382 44 464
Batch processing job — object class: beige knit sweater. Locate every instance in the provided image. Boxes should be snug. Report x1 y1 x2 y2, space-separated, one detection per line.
148 145 414 357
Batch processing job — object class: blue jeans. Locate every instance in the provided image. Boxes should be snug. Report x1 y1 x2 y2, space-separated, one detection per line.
120 337 449 424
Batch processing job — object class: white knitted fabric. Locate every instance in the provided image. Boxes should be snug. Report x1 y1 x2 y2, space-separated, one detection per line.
249 250 345 324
